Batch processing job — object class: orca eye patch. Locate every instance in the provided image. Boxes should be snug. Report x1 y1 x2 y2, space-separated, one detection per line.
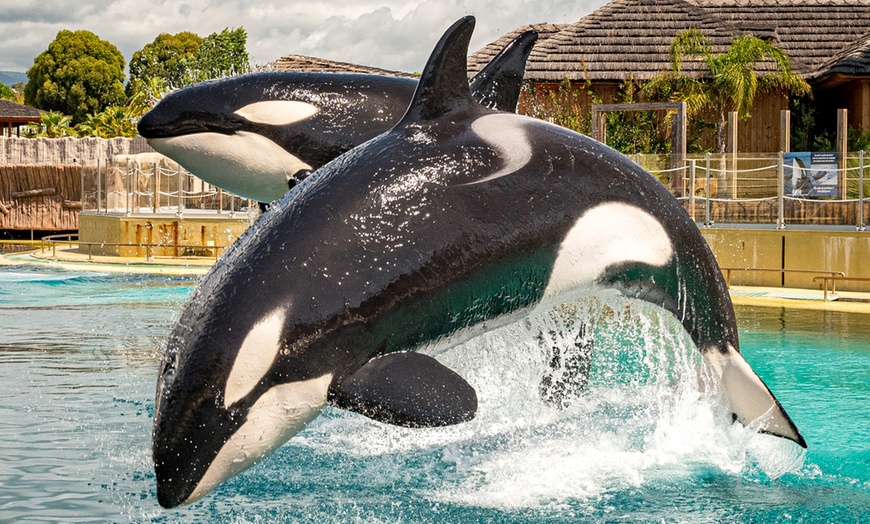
234 101 318 126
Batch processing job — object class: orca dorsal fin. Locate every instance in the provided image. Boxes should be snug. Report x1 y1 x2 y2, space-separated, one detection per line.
399 16 477 124
469 30 538 112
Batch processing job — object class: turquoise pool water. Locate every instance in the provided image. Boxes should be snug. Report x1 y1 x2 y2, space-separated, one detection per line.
0 266 867 523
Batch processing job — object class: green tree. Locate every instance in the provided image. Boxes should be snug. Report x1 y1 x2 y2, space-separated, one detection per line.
126 76 169 118
0 82 15 101
643 28 811 153
76 106 137 138
24 111 78 138
187 27 250 83
2 84 25 104
128 31 203 94
24 30 126 124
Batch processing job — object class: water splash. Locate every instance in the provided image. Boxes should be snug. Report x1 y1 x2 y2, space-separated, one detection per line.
299 295 805 511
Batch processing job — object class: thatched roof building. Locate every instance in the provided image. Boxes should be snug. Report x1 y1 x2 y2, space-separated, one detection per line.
467 0 870 151
270 54 417 78
469 0 870 82
466 23 568 73
0 100 42 138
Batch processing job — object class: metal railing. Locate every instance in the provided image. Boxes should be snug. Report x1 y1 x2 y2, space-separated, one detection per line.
80 160 255 217
634 151 869 229
812 275 870 301
720 267 845 287
40 233 230 262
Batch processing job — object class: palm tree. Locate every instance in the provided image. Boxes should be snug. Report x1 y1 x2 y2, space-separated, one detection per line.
24 111 78 138
76 106 138 138
644 28 811 153
126 76 169 119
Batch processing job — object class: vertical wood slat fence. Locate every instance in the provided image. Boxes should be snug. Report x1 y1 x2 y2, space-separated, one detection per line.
0 165 82 230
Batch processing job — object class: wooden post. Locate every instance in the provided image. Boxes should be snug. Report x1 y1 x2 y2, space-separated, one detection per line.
837 108 848 199
727 111 738 198
591 107 606 144
780 110 791 153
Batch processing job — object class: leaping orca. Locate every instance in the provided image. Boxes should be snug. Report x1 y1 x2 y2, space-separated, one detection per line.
137 31 538 203
152 17 805 508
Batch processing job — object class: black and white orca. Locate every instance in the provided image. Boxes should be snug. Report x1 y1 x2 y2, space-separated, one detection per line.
152 17 805 508
137 31 537 203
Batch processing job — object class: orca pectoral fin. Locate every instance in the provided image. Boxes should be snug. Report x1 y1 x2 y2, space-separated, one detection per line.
704 347 807 448
330 352 477 427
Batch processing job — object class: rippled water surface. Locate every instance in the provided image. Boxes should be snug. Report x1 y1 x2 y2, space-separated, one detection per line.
0 266 867 523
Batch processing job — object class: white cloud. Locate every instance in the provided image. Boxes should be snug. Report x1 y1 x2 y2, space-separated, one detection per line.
0 0 605 75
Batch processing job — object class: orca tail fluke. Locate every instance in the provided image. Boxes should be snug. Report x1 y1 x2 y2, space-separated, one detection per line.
704 346 807 448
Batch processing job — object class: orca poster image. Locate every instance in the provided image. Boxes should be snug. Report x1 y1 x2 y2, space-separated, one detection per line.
784 152 839 198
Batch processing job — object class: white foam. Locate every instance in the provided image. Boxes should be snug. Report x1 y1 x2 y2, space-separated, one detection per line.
297 296 805 510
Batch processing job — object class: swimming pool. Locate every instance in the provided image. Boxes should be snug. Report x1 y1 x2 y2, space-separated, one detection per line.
0 266 867 522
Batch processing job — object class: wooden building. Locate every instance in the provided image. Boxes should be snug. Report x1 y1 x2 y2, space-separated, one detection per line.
0 100 42 138
468 0 870 153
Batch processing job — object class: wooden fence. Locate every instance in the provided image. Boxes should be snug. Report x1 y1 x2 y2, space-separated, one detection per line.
0 165 82 230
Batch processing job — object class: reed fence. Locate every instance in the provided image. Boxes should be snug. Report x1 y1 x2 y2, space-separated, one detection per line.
0 164 81 230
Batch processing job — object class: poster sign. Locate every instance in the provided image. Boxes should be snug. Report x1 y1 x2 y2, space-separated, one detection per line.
784 152 839 198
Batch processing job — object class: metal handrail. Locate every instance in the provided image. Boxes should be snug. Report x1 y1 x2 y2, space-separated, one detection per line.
720 267 845 290
812 275 870 301
40 234 230 262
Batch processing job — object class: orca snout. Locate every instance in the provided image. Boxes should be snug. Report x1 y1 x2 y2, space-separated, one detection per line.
154 462 195 508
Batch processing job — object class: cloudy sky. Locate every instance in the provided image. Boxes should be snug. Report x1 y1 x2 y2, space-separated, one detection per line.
0 0 607 75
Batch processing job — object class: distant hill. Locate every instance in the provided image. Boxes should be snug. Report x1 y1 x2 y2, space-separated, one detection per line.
0 71 27 87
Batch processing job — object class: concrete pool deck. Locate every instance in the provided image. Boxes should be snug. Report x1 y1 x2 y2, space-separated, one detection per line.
0 246 212 276
4 246 870 313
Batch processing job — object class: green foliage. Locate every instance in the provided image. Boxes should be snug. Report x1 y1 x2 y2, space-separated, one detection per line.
24 30 126 124
604 80 670 155
128 32 203 94
851 127 870 152
126 76 169 118
0 82 14 100
185 27 250 83
76 106 138 138
528 77 597 134
23 111 78 138
789 96 817 151
790 97 870 152
643 28 810 153
0 82 25 104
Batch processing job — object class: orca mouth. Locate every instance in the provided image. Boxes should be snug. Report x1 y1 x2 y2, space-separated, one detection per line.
155 469 195 509
138 112 244 140
153 423 226 509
